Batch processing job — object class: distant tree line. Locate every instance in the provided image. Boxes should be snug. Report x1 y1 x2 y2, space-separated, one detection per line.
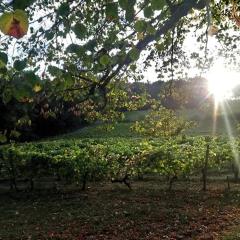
1 75 238 143
130 76 210 110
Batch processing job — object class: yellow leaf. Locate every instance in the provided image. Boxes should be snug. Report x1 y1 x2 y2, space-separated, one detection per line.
33 84 42 93
208 25 218 36
137 32 144 40
0 12 12 35
0 9 29 39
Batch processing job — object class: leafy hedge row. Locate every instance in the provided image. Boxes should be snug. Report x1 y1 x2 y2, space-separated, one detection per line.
0 136 236 191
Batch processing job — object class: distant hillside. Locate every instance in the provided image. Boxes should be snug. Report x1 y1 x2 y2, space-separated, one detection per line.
59 100 240 140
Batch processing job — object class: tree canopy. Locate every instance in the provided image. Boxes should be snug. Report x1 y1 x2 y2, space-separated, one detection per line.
0 0 239 142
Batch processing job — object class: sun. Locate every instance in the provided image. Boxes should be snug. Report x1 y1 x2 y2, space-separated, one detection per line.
206 61 240 103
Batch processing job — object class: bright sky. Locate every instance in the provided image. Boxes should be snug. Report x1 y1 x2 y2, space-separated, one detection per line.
142 28 222 83
2 0 240 90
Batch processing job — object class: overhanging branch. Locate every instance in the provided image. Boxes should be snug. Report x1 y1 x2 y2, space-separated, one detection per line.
101 0 207 87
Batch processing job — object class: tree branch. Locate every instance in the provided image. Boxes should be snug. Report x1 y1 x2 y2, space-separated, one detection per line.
101 0 207 87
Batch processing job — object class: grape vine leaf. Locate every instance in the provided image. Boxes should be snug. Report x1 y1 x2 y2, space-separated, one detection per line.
0 10 29 39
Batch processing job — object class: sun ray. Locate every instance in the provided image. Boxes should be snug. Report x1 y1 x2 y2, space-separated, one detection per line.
212 100 219 136
206 60 240 104
205 59 240 171
220 102 240 172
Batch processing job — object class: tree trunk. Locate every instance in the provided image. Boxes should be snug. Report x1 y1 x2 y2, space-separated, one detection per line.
227 176 230 190
232 163 239 182
202 144 209 191
29 178 34 191
137 171 144 180
8 161 18 192
111 175 132 189
168 175 177 191
81 172 88 191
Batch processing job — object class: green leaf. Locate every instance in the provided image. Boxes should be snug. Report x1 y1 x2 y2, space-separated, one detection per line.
85 39 97 52
0 12 12 36
151 0 165 10
66 44 86 57
45 31 54 40
119 0 128 9
14 59 27 71
10 130 21 138
48 66 63 77
58 2 70 17
135 20 147 32
155 43 165 52
24 71 39 84
100 54 111 66
13 86 32 101
0 52 8 68
2 88 12 104
125 7 135 22
130 64 137 71
0 133 7 143
146 24 156 35
128 0 136 7
73 23 87 39
13 0 34 10
0 67 7 74
106 3 118 19
144 6 154 18
129 47 140 61
119 0 136 9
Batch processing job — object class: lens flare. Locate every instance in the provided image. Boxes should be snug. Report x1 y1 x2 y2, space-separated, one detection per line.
206 61 240 103
221 102 240 173
206 60 240 172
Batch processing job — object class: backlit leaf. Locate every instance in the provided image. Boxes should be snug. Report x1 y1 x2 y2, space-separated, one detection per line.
135 20 147 32
33 84 42 93
73 23 87 39
58 2 70 17
119 0 129 10
14 59 27 71
100 54 111 66
151 0 165 10
0 10 29 39
2 88 12 104
0 52 8 68
129 47 140 61
0 133 7 143
144 6 154 18
106 3 118 20
13 0 34 10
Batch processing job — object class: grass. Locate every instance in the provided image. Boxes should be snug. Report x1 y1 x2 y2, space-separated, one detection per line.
1 179 240 239
62 122 140 139
188 115 238 136
61 100 240 140
180 101 240 136
60 110 149 139
2 101 240 239
123 110 150 122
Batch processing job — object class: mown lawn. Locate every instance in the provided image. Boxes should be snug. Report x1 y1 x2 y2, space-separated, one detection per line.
1 179 240 240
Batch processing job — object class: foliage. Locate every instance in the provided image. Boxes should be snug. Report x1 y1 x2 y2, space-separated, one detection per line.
131 104 196 137
0 135 236 191
0 9 28 39
0 0 239 141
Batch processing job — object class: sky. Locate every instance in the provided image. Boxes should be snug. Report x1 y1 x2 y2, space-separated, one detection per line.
142 28 222 83
2 0 240 87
